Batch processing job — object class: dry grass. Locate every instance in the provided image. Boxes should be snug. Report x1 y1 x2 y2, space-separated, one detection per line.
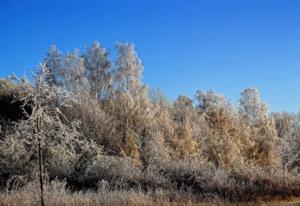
0 180 299 206
1 190 295 206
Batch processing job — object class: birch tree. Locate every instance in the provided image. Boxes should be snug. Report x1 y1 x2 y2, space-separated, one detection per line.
84 41 111 100
63 49 88 94
114 42 143 94
113 43 152 163
196 90 241 167
239 88 278 166
240 88 268 121
44 45 63 86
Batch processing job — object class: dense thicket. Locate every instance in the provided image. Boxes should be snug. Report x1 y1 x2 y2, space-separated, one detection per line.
0 41 300 202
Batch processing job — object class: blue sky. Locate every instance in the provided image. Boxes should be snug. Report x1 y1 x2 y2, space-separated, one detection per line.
1 0 300 112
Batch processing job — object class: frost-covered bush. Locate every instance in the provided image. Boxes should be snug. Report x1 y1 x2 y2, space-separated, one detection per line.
273 112 300 173
83 155 142 190
0 136 35 186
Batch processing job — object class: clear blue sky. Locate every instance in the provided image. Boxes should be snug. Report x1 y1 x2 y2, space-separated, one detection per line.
1 0 300 112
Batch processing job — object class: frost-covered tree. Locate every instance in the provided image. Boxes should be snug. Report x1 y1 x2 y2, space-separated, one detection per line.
240 88 268 121
173 95 194 126
197 90 226 113
239 88 278 166
114 42 144 94
273 112 295 138
112 43 152 163
0 65 90 205
44 45 64 86
170 96 198 157
288 119 300 172
196 90 241 168
84 41 112 100
145 88 173 164
273 112 300 173
63 49 88 94
196 90 237 135
148 89 173 140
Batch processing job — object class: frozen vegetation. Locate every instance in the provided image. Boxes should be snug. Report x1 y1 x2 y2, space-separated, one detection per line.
0 42 299 205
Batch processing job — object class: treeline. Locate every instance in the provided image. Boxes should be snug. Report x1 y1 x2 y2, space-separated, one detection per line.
0 41 300 202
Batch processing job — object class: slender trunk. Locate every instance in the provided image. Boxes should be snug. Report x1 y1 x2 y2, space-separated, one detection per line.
282 162 285 185
36 106 45 206
125 75 129 137
38 138 45 206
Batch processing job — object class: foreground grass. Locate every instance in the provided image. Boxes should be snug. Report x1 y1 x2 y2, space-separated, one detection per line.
0 190 299 206
1 177 300 206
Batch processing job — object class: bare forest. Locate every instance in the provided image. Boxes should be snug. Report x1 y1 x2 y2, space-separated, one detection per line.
0 42 300 206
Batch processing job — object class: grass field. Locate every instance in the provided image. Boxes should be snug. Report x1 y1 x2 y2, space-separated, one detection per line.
0 188 299 206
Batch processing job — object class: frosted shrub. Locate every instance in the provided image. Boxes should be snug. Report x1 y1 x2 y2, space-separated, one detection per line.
83 155 142 190
0 131 35 185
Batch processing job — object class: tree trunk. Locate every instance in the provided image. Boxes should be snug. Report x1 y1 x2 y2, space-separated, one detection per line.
38 138 45 206
36 108 45 206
